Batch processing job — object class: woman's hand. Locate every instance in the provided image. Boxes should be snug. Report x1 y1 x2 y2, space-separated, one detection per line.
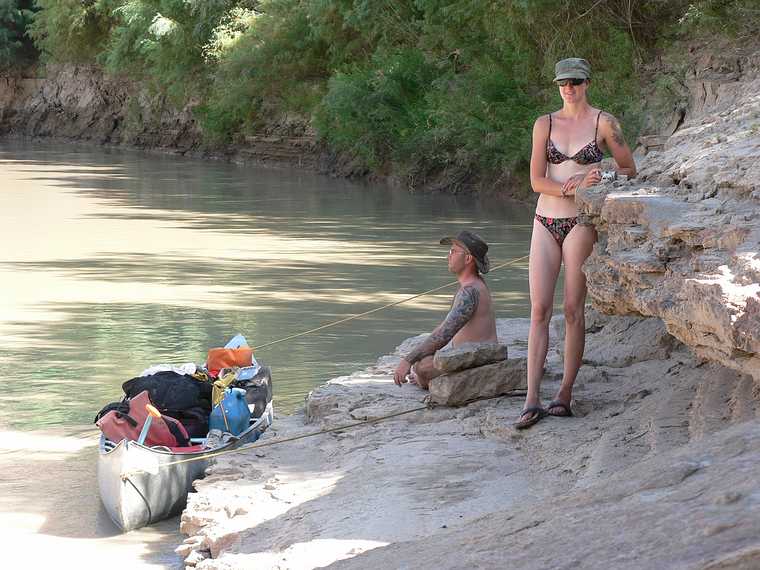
561 168 603 197
579 168 602 189
561 173 585 196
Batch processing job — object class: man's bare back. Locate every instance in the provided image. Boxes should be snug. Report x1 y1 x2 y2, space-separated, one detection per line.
451 277 497 346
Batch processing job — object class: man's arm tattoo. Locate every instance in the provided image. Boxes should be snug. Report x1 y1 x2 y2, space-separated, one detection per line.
404 286 480 364
605 113 626 147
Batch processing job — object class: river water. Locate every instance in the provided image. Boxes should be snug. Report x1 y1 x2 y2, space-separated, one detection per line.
0 141 540 566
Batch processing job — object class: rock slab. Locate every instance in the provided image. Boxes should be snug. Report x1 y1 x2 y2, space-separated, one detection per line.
432 341 508 372
428 358 526 406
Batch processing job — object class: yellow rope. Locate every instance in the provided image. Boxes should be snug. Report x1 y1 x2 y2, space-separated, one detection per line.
121 404 430 478
212 372 238 408
252 254 530 351
118 252 531 476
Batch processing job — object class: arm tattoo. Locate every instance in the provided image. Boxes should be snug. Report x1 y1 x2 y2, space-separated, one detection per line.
605 113 626 147
404 285 480 364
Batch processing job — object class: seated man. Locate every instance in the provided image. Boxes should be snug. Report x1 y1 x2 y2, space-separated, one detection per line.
393 230 498 389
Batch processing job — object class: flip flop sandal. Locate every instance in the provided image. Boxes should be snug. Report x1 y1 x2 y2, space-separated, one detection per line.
514 405 546 430
546 400 573 417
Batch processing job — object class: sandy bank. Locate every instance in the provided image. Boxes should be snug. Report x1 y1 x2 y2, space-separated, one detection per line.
177 313 760 569
0 426 183 569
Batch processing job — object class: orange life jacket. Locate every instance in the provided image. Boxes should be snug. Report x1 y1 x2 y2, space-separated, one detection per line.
96 390 190 447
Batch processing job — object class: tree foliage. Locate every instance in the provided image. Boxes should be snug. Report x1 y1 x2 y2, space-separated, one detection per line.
29 0 114 63
8 0 758 186
0 0 36 69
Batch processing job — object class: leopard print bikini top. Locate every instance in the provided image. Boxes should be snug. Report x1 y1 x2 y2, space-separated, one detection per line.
546 111 604 165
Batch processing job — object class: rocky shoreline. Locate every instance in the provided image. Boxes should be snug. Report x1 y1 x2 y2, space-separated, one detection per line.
176 313 760 569
577 43 760 384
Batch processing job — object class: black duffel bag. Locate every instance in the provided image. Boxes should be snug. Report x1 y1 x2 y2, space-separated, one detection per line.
166 405 210 438
122 371 213 437
122 371 212 410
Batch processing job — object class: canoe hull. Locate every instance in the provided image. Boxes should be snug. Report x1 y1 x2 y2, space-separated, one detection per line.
98 402 273 532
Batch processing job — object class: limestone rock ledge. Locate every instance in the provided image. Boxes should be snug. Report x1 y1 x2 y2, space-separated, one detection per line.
576 43 760 382
178 314 760 569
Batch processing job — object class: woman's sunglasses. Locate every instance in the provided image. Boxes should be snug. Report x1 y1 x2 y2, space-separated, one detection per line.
556 78 586 87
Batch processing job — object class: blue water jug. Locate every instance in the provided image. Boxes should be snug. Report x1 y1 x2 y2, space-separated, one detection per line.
209 388 251 436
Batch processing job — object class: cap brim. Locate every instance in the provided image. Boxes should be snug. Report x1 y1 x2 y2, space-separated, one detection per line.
440 237 470 254
553 73 589 82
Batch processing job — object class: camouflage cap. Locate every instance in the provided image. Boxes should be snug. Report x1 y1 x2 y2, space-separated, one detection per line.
553 57 591 82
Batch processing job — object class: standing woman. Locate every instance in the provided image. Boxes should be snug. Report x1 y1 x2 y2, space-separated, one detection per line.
515 58 636 429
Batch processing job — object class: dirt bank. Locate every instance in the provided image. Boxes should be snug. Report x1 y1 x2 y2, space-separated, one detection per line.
0 65 525 197
0 65 325 170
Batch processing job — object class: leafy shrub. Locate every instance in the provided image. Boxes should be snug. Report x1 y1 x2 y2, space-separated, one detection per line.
29 0 114 63
100 1 235 102
422 57 536 173
314 49 439 168
315 1 647 179
675 0 760 36
0 0 36 69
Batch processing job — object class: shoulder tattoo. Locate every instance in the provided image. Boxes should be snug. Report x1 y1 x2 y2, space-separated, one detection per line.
442 285 480 336
403 285 480 364
603 113 626 147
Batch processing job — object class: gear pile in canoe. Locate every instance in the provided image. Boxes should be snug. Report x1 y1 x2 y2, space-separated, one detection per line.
94 334 274 532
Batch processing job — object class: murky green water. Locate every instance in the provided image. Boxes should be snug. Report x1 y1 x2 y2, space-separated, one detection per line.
0 140 536 431
0 140 541 562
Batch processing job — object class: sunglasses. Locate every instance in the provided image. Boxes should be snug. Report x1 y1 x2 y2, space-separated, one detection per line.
556 78 586 87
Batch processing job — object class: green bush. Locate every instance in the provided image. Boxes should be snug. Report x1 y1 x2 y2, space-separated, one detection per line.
675 0 760 36
29 0 115 63
0 0 36 69
422 57 536 172
315 1 648 179
100 1 235 102
315 49 439 168
198 0 337 140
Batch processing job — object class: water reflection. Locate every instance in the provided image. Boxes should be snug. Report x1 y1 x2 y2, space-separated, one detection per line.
0 140 541 431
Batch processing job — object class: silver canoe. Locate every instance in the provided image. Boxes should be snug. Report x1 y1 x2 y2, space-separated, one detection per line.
98 401 273 532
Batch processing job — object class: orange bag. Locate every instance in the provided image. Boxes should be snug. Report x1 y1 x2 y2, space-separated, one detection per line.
96 390 190 447
207 347 253 376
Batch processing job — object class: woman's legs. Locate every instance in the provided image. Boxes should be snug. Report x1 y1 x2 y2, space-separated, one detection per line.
549 223 596 415
521 219 563 423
